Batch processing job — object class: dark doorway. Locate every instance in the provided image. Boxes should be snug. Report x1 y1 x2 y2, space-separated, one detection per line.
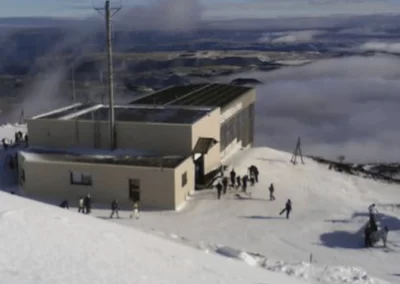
129 178 141 202
194 155 205 187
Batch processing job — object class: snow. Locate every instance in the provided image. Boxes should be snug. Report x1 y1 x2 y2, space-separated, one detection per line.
0 123 26 142
0 192 309 284
90 147 399 284
1 123 400 284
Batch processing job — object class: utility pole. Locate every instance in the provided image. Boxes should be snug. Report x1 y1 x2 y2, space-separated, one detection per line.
72 62 76 103
290 137 305 165
94 0 122 150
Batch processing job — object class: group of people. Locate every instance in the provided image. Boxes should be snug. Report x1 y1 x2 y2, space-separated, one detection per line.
364 203 389 248
59 195 140 219
215 165 260 199
1 131 28 150
215 164 293 219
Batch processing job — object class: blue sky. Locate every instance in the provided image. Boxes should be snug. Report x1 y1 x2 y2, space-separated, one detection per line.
1 0 400 19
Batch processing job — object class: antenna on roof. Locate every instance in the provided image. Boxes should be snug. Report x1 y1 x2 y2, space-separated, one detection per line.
290 137 305 165
93 0 122 150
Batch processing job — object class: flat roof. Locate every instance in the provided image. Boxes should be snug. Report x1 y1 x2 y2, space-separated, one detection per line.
21 148 186 168
35 103 97 120
130 83 253 108
74 105 212 124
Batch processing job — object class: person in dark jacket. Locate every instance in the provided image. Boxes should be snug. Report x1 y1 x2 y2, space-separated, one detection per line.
236 175 241 189
279 199 292 219
269 183 275 201
364 225 372 247
230 169 236 188
84 193 92 214
242 175 248 193
216 182 223 199
60 200 69 209
110 199 119 218
249 165 259 183
222 177 228 194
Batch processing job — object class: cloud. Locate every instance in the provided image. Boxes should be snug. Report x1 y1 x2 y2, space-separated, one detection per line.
359 42 400 54
258 30 324 44
204 0 400 20
117 0 204 32
219 55 400 163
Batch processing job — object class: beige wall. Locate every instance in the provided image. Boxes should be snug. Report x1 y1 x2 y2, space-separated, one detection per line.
115 122 192 155
173 157 195 209
19 152 180 210
191 108 221 174
27 118 192 156
222 89 256 116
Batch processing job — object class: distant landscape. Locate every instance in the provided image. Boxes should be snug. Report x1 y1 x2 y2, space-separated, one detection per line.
1 14 400 162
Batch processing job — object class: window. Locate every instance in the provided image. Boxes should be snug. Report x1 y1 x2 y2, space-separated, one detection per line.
181 172 188 187
129 178 140 202
70 171 92 186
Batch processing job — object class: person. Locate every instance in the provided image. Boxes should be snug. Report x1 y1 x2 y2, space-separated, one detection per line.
368 203 378 218
216 182 223 200
382 226 389 248
269 183 275 201
249 165 259 183
236 175 241 189
279 199 292 219
250 177 255 186
60 200 69 209
84 193 92 214
242 175 248 193
222 177 228 194
364 224 372 248
2 138 8 150
110 199 119 218
130 201 140 219
230 169 236 188
78 197 85 213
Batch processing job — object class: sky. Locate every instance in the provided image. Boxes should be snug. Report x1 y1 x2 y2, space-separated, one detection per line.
1 0 400 19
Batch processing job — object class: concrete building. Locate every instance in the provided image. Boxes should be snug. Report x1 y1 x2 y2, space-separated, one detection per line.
18 83 255 210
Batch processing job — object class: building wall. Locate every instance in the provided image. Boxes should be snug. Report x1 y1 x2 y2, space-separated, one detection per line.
191 108 221 174
116 122 192 156
173 157 195 209
27 118 193 156
219 89 256 160
18 152 186 210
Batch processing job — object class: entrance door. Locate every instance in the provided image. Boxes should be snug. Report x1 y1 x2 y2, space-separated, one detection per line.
194 155 205 186
129 178 140 202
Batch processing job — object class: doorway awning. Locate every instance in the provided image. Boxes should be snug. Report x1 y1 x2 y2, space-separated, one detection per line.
192 137 218 155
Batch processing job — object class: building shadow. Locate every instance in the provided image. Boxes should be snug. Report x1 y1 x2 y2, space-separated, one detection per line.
319 230 363 249
352 212 400 231
240 215 285 220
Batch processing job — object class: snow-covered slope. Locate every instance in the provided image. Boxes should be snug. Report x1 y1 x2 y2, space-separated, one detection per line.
0 192 310 284
94 147 399 284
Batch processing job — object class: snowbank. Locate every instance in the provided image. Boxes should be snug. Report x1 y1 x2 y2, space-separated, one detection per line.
0 192 308 284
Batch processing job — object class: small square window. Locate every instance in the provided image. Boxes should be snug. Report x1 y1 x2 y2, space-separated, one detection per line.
181 172 188 187
70 171 92 186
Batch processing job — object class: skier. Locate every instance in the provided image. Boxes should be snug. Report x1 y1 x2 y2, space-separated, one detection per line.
222 177 228 194
279 199 292 219
269 183 275 201
84 193 92 214
242 175 248 193
60 200 69 209
1 138 8 150
236 175 241 190
382 226 389 248
368 203 378 218
78 197 85 213
130 201 140 219
216 182 223 199
110 199 119 219
230 169 236 188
